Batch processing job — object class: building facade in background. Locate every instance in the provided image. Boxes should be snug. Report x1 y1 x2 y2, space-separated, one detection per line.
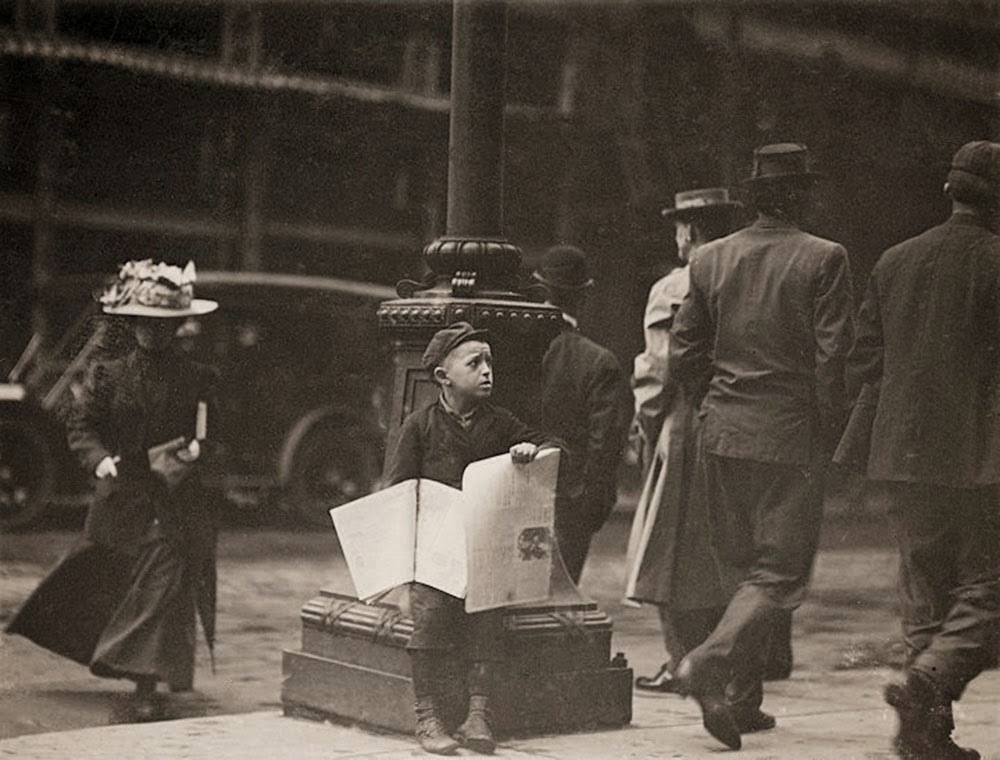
0 0 997 366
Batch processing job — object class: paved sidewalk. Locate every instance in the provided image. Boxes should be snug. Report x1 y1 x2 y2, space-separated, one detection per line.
1 670 997 759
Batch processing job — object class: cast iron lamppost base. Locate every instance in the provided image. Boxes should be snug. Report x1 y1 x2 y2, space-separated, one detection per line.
281 0 632 737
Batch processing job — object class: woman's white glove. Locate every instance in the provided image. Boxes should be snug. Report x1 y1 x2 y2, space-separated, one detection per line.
95 455 121 479
175 439 200 463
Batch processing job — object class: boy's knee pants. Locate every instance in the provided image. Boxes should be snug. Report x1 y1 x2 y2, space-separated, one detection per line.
407 583 504 662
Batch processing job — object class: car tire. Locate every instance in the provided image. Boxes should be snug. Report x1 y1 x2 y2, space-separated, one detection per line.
0 419 55 532
284 417 381 528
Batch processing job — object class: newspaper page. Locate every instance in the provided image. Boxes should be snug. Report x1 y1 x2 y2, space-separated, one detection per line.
414 479 466 598
330 479 418 600
463 449 560 613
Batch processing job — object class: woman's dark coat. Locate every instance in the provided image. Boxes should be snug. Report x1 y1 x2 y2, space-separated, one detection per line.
7 346 218 690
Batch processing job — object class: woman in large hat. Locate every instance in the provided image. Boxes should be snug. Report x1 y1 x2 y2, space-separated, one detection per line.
6 260 220 720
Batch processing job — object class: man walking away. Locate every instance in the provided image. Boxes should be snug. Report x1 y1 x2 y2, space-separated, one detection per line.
670 144 854 750
847 140 1000 760
536 245 631 584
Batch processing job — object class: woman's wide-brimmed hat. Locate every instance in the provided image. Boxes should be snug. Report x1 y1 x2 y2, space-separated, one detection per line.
533 245 594 291
661 187 743 219
743 142 821 185
99 259 219 318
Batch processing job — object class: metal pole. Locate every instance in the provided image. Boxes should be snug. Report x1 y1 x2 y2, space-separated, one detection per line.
446 0 506 238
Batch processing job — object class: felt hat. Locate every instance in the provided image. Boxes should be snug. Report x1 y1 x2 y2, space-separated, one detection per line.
661 187 742 219
744 143 821 185
421 322 490 371
532 245 593 291
946 140 1000 204
100 259 218 318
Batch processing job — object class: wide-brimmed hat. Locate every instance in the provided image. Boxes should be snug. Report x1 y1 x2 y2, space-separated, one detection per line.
532 245 593 291
947 140 1000 203
661 187 743 220
99 259 218 318
421 322 490 372
744 143 821 185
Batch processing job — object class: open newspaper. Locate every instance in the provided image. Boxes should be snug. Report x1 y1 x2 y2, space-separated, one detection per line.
330 449 559 613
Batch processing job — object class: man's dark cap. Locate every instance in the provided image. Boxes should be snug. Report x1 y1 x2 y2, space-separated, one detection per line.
743 142 821 186
533 245 594 291
947 140 1000 204
421 322 490 371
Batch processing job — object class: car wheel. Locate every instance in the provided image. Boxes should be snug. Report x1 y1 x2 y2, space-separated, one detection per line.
286 421 380 528
0 420 55 531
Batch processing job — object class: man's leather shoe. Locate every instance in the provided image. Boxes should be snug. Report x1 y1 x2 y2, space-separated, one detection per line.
885 677 980 760
734 708 776 734
635 663 681 693
674 658 741 750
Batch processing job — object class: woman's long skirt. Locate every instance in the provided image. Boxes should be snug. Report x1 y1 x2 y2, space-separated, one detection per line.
7 534 197 691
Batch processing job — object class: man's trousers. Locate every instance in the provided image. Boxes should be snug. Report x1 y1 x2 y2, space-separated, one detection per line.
877 481 1000 700
684 452 824 694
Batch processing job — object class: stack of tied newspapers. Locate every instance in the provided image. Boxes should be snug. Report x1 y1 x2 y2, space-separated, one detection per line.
330 450 559 613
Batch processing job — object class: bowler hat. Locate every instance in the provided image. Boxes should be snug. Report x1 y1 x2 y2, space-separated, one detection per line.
100 259 218 318
421 322 490 372
533 245 593 290
661 187 742 220
947 140 1000 203
744 143 821 185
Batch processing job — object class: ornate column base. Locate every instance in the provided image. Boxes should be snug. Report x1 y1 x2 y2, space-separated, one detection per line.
281 590 633 736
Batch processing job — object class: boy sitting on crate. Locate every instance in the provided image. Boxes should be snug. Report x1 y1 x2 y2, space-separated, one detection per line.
386 322 560 755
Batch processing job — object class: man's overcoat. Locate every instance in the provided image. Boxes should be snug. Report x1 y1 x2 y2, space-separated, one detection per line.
627 265 738 609
849 213 1000 486
541 327 631 538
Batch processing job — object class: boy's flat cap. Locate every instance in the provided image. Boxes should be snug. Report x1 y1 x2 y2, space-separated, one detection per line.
422 322 490 371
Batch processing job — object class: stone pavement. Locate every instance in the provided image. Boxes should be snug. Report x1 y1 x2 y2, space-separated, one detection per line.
1 669 997 759
3 514 998 757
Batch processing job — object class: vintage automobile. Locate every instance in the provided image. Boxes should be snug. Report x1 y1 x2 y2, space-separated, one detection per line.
0 271 395 530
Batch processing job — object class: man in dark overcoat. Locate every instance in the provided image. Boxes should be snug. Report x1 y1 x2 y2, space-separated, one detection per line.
846 140 1000 760
536 245 631 584
669 144 854 750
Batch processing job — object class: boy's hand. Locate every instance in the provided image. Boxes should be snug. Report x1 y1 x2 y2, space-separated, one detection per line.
510 442 539 464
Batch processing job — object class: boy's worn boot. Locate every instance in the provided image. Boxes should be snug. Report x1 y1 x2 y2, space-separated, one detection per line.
457 695 495 754
458 661 496 754
411 651 459 756
414 698 459 756
884 672 980 760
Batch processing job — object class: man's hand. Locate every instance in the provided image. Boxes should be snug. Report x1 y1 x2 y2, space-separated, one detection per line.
626 419 647 468
509 442 539 464
95 455 121 479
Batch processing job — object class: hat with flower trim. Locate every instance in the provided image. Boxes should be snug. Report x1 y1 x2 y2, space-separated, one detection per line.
100 260 218 318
